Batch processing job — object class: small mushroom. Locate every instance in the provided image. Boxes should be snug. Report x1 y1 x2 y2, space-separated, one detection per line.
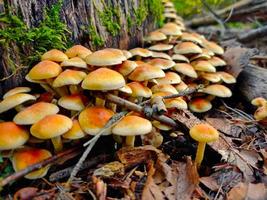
12 148 52 179
189 123 219 167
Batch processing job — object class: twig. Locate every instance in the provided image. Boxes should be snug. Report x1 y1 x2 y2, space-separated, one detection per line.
67 111 128 185
49 154 109 182
221 100 253 120
0 147 81 188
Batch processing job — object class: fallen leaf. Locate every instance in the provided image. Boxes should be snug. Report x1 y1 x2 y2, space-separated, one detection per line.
227 182 267 200
13 187 38 200
200 176 220 191
93 161 125 178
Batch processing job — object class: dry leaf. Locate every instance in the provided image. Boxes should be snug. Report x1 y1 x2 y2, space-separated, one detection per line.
200 176 220 191
13 187 38 200
93 161 125 178
227 182 267 200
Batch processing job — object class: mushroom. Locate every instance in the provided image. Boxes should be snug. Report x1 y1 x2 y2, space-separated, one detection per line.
78 106 114 136
151 84 178 94
0 93 36 113
62 119 86 140
58 94 87 116
30 114 73 152
251 97 266 107
129 48 152 60
0 122 29 150
189 98 212 113
173 63 198 78
144 31 167 44
150 51 172 60
148 44 173 52
41 49 68 62
171 54 190 63
148 58 175 70
112 115 152 147
174 42 202 55
3 87 31 99
65 45 92 59
60 57 88 69
201 84 232 98
127 82 152 103
82 67 125 107
189 123 219 167
208 56 226 67
191 60 216 73
13 102 59 125
156 72 181 85
12 148 52 179
180 32 203 45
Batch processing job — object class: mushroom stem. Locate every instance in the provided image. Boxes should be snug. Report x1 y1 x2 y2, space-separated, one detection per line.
110 91 118 112
95 97 105 107
51 136 63 152
69 85 79 94
206 95 215 101
46 79 68 97
14 105 26 112
136 55 142 61
125 136 135 147
40 84 58 97
195 142 206 167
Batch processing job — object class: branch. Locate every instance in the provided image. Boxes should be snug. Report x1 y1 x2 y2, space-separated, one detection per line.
238 25 267 42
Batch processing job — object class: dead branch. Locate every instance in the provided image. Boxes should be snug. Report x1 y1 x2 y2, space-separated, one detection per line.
0 147 81 188
238 25 267 42
186 0 256 27
49 154 110 182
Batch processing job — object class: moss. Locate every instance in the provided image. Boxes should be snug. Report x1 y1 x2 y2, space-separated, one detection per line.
94 0 121 36
126 14 133 32
146 0 164 27
88 22 104 48
0 0 71 66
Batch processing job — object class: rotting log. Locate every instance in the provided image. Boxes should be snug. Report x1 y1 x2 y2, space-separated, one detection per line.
0 0 160 96
237 64 267 102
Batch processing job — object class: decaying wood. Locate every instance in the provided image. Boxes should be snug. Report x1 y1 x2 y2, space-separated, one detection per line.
0 0 157 96
237 64 267 101
238 25 267 43
186 0 265 27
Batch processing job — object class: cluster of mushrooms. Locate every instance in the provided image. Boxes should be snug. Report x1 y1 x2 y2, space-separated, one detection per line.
251 97 267 124
0 0 235 180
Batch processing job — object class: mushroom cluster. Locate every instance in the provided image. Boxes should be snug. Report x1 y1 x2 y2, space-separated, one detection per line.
0 0 233 179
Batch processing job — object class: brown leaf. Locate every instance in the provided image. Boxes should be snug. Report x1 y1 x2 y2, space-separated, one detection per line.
92 176 107 200
222 47 258 78
200 176 220 191
206 117 243 137
13 187 38 200
175 158 198 200
93 161 125 178
227 182 267 200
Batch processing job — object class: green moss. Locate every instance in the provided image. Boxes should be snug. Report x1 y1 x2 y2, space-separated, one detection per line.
126 14 133 32
94 0 121 36
0 0 71 66
146 0 164 27
88 22 104 48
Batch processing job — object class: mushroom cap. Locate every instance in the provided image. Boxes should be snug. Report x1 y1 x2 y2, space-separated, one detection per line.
112 115 152 136
60 57 88 69
175 81 188 92
208 56 226 67
160 23 182 36
151 84 178 94
251 97 266 107
12 148 52 179
118 85 132 94
58 94 86 111
190 123 219 143
0 122 29 150
85 48 126 66
13 102 59 125
62 119 85 139
41 49 68 62
144 31 167 42
0 93 36 114
163 12 178 19
82 68 125 91
30 114 73 139
156 72 181 85
128 63 165 81
148 58 175 70
254 104 267 120
114 60 138 76
65 45 92 59
52 69 87 87
28 61 62 80
122 50 132 59
171 54 190 63
201 40 224 55
201 84 232 97
127 82 152 98
190 50 211 61
189 98 212 113
148 44 173 52
181 32 203 45
200 72 221 83
3 87 31 99
192 60 216 73
152 120 172 131
150 51 172 60
165 98 188 109
174 63 198 78
174 42 202 54
78 106 114 135
217 72 236 84
129 48 152 57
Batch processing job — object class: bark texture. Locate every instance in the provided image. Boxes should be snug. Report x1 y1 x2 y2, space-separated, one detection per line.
0 0 157 96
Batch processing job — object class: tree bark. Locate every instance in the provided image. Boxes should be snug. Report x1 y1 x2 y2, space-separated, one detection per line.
0 0 158 96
